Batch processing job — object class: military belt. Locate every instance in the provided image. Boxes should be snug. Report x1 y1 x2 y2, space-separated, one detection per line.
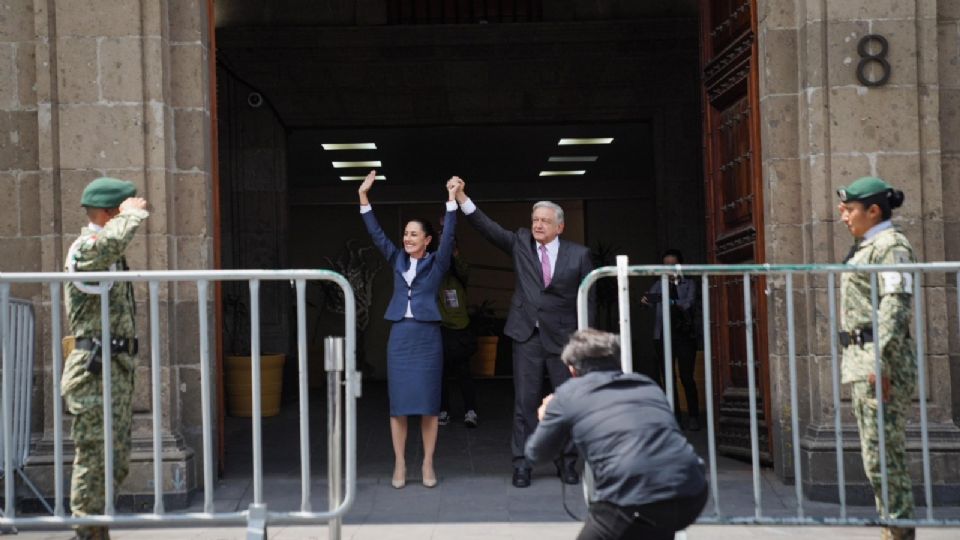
74 337 138 376
75 337 139 356
838 328 873 349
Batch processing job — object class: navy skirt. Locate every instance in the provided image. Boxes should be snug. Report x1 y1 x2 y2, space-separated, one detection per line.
387 319 443 416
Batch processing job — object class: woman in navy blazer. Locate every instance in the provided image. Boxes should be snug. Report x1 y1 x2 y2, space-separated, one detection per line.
358 170 459 489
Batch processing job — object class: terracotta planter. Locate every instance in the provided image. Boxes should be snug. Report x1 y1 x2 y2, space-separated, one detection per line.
225 353 286 417
470 336 499 377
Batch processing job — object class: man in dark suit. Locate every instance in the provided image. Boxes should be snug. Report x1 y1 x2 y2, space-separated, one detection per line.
449 177 594 488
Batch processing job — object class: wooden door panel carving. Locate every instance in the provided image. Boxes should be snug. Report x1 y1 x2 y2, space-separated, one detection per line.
700 0 772 461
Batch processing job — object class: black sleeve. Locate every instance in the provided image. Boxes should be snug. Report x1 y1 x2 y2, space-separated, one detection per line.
524 396 570 464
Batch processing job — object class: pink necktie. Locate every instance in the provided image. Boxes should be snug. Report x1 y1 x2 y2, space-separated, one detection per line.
540 245 552 287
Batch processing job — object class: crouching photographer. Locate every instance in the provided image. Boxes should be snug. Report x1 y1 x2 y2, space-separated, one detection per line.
525 329 707 540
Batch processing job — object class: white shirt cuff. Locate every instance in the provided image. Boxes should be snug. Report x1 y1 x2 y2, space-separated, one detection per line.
459 198 477 215
360 204 372 214
445 200 457 212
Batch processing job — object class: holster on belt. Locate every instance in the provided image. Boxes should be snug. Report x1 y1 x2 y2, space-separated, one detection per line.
838 328 874 349
62 336 138 375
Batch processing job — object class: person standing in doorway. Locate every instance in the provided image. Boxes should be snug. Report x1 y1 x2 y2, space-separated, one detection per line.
61 177 149 540
641 249 700 431
358 170 459 489
837 176 917 540
451 177 594 488
437 238 480 428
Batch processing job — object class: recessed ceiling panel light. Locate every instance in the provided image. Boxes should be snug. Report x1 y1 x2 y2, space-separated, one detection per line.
557 138 614 145
340 175 386 181
322 143 378 150
332 160 382 168
539 170 586 176
548 156 598 163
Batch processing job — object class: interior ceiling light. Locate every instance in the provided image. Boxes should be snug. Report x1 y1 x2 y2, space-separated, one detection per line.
557 138 614 145
539 170 586 176
340 175 386 181
322 143 377 150
548 156 598 162
332 160 382 168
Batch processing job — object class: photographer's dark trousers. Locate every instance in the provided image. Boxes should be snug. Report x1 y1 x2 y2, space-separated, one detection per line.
654 337 700 419
440 326 478 413
577 485 708 540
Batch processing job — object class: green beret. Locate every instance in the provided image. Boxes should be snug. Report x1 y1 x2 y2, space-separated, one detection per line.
837 176 892 203
80 177 137 209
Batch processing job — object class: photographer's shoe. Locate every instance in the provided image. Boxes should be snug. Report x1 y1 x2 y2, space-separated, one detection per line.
464 410 479 428
438 411 450 426
512 467 531 488
556 460 580 485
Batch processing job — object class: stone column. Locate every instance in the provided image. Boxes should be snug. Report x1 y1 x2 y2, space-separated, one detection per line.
16 0 216 510
940 2 960 425
757 0 960 504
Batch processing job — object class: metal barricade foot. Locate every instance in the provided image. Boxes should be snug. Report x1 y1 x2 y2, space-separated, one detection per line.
246 503 268 540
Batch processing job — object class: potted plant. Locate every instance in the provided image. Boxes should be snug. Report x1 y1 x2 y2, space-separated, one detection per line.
321 239 383 376
468 300 500 377
222 287 286 417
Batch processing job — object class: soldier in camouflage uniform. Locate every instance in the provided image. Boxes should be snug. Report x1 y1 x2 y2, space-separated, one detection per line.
61 177 149 540
837 176 916 540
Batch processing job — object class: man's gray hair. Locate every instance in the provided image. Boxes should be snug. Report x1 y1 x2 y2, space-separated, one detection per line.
532 200 565 225
561 329 621 374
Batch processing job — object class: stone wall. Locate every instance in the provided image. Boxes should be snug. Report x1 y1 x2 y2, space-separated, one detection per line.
941 0 960 425
2 0 216 509
757 0 960 503
0 0 41 292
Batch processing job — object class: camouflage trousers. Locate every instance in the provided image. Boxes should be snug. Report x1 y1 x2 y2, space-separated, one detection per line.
851 381 914 520
63 358 135 540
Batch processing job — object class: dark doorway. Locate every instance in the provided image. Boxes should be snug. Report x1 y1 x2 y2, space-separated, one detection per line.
213 0 713 474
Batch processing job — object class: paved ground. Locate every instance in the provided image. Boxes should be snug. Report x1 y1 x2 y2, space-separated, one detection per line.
8 380 960 538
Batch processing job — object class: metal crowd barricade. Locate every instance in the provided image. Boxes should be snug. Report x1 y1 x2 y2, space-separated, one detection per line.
0 270 360 540
0 298 53 515
576 257 960 529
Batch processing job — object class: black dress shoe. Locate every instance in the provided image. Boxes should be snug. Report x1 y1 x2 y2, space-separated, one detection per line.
556 460 580 485
512 467 532 488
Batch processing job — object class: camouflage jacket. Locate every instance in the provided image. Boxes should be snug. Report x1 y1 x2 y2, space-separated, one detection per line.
61 209 148 398
840 223 917 386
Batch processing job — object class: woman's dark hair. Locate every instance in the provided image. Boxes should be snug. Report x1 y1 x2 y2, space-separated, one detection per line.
861 189 905 221
406 218 437 252
661 249 684 264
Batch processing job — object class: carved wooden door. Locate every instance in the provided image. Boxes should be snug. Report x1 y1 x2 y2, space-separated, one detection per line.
699 0 772 461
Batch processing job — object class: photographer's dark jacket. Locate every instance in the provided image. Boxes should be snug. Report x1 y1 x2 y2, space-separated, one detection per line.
525 370 706 506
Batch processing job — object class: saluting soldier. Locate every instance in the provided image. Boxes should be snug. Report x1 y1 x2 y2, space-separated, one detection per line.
61 177 149 540
837 176 916 540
